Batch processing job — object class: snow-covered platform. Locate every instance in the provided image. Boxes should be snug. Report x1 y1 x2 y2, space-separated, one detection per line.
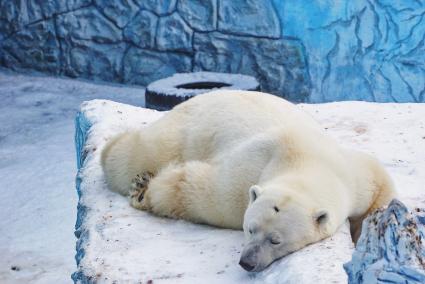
73 99 425 283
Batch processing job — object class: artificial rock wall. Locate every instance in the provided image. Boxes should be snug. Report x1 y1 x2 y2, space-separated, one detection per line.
1 0 424 102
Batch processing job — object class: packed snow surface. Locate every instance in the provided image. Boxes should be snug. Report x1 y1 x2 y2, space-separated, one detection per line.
0 70 145 284
0 69 424 283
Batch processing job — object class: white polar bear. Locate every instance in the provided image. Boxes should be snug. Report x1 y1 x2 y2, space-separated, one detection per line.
101 90 396 271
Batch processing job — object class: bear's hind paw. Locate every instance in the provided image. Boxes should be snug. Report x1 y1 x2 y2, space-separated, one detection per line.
129 188 148 210
129 172 153 210
131 172 153 192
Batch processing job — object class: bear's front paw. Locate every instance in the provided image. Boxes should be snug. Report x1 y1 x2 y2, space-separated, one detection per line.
130 172 153 210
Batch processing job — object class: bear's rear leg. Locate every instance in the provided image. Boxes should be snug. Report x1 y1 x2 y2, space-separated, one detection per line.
134 161 215 223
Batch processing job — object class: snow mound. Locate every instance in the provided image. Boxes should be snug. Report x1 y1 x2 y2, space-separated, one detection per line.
72 100 353 283
344 199 425 283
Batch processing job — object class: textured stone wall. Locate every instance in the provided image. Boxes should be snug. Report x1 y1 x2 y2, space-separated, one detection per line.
275 0 425 102
0 0 424 102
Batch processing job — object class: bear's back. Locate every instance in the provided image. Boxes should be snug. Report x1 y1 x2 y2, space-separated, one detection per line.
172 90 322 161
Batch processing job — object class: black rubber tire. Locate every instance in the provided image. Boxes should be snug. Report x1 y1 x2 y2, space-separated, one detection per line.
145 72 260 111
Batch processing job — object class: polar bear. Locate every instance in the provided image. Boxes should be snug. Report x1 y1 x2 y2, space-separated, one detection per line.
101 90 396 272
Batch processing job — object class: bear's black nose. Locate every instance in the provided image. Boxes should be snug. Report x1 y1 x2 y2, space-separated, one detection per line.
239 259 255 271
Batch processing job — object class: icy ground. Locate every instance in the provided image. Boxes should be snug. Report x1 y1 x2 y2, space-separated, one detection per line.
0 69 424 284
0 69 145 284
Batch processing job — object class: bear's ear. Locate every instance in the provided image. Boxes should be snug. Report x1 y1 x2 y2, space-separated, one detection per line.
314 210 329 226
249 185 262 204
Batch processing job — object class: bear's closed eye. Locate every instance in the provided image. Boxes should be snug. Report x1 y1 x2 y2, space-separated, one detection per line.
315 212 328 224
274 206 280 213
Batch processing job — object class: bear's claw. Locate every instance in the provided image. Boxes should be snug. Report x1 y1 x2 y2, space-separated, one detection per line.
130 172 153 208
132 172 153 191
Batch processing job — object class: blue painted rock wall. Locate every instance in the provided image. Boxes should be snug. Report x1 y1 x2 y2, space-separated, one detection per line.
73 111 91 283
344 199 425 283
0 0 424 102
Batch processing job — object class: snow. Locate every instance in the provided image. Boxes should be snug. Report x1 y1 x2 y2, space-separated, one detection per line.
0 68 424 283
146 72 259 97
0 69 145 284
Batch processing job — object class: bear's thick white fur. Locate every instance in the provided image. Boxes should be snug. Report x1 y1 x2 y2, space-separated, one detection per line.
101 90 396 247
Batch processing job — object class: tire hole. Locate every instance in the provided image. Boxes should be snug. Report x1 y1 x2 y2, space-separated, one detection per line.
176 82 231 90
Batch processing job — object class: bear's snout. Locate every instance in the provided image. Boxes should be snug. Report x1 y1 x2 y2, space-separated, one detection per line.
239 259 255 271
239 245 260 271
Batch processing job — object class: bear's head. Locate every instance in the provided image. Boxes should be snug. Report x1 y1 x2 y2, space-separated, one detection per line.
239 185 331 272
